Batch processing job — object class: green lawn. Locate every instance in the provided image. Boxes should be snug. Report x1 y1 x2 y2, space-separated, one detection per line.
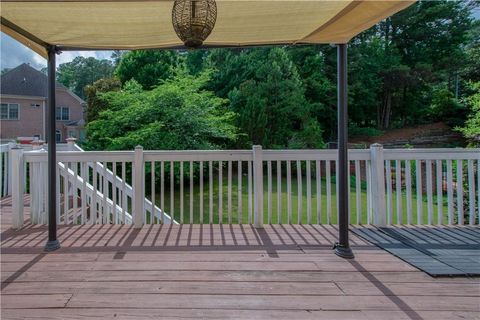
148 173 449 225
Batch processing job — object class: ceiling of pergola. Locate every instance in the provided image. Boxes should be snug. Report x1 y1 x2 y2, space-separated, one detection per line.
1 0 414 57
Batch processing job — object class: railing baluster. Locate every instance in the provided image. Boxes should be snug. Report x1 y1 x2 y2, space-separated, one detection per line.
286 160 292 224
267 160 272 224
218 160 222 224
477 159 480 224
248 160 252 224
209 160 213 224
277 160 282 224
426 160 433 225
29 162 35 222
200 161 204 224
386 160 392 225
447 159 453 225
151 161 155 224
405 160 412 225
0 152 4 197
326 160 331 224
456 159 463 225
355 160 361 225
73 162 78 224
306 160 311 225
335 160 339 223
366 161 371 224
180 161 184 224
415 160 423 225
347 160 351 224
316 160 321 225
297 160 302 224
228 160 232 224
81 162 87 224
92 164 97 224
190 161 194 224
113 162 118 224
238 160 242 224
395 160 402 225
102 161 108 224
63 163 69 224
121 162 127 224
436 160 443 225
160 161 164 224
170 161 175 224
468 160 475 226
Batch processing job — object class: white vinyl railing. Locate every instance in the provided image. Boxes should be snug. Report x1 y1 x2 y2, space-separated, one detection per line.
1 142 73 198
5 143 479 228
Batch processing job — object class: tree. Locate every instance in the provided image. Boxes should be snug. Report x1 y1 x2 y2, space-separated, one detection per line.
226 48 323 148
457 81 480 146
84 77 122 122
56 56 115 99
115 50 179 89
84 71 237 151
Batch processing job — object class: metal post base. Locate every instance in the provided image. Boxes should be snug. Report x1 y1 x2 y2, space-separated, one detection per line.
333 242 354 259
44 239 60 252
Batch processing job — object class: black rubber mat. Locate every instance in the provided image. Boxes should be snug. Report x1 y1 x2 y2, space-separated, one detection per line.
352 226 480 277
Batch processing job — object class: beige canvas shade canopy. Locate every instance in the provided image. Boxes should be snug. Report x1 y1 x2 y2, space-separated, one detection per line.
1 0 414 57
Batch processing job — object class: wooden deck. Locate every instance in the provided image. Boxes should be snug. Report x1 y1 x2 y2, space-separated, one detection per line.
1 197 479 319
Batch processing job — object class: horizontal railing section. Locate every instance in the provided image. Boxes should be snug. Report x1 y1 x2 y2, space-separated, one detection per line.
7 144 480 228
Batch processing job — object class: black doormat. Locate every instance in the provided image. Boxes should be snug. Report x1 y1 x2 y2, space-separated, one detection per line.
352 226 480 277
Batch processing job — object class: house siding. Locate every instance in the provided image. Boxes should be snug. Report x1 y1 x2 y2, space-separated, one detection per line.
0 89 84 142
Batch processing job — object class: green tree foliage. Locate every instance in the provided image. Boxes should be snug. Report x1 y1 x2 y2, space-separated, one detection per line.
84 77 122 122
84 71 237 151
57 56 115 99
457 82 480 146
115 50 179 89
84 0 478 150
205 48 325 148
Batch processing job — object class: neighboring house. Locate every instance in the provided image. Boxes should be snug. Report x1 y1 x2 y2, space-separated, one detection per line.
0 63 86 143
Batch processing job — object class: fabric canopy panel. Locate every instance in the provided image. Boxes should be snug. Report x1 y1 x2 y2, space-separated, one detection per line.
1 0 414 57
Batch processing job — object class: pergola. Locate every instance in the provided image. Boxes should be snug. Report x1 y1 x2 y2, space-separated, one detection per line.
1 0 415 257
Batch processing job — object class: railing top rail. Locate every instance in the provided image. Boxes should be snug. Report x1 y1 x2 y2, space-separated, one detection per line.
19 147 479 163
263 149 370 161
143 149 253 162
383 148 480 160
0 144 10 152
24 150 135 163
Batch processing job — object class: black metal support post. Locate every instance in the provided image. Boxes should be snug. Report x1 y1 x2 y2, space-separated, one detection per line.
44 45 60 252
334 43 354 259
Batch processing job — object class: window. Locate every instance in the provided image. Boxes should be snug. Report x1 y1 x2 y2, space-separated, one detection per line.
55 130 62 143
0 103 19 120
55 106 69 121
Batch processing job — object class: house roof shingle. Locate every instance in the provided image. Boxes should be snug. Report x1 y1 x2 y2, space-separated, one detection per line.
1 63 65 98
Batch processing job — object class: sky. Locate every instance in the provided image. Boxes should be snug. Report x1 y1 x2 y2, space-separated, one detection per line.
0 33 114 71
1 8 479 71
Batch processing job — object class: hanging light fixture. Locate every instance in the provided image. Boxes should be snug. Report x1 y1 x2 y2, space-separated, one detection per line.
172 0 217 48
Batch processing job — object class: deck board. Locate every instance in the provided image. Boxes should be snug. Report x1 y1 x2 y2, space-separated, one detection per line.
1 196 479 319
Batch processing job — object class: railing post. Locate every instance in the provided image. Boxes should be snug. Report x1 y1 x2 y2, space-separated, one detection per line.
370 143 386 226
30 140 45 224
253 145 264 228
11 147 24 229
66 137 77 151
133 145 144 228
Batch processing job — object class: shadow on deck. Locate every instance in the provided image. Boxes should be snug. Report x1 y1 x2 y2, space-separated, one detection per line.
1 196 478 320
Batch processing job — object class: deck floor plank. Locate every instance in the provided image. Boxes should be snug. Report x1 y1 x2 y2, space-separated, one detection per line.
1 196 478 319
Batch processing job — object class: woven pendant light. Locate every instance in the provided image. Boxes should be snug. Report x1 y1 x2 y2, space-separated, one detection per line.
172 0 217 48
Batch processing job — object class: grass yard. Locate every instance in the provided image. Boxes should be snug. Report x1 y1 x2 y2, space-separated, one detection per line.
148 172 450 225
